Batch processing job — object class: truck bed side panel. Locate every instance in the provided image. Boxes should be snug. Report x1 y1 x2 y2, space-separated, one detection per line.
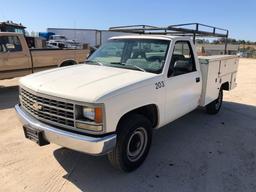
30 49 88 72
199 55 239 106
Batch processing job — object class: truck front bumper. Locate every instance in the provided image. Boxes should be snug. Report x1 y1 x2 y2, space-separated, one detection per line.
15 104 116 155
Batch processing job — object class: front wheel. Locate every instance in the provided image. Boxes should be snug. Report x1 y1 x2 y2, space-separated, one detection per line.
206 88 223 114
108 114 152 172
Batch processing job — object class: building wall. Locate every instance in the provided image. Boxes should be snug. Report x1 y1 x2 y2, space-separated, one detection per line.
48 28 97 46
47 28 130 47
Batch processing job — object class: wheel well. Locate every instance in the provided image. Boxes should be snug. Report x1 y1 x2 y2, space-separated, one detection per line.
117 104 159 129
222 82 229 90
59 60 77 67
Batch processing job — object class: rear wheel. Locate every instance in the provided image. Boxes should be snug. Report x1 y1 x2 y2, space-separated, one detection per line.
60 61 76 67
108 114 152 172
206 88 223 114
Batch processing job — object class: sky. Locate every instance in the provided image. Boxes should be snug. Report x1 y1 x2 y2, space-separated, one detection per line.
0 0 255 41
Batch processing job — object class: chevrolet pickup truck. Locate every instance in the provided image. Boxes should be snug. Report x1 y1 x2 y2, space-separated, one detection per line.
15 26 239 172
0 32 89 80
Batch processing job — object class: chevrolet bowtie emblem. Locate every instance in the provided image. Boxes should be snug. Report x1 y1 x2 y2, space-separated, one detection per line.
32 102 43 110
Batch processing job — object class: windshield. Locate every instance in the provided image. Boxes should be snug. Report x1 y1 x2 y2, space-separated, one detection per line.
87 39 170 73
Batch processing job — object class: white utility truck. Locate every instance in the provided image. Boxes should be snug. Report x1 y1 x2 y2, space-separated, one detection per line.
15 24 239 172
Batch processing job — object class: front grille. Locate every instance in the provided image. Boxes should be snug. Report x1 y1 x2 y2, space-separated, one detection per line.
20 88 75 128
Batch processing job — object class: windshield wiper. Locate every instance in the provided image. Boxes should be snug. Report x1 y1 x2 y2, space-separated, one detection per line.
85 60 104 66
125 64 146 72
110 62 126 65
110 62 146 72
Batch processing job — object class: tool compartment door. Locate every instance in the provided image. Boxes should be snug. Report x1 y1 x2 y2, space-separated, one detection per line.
199 59 220 106
219 57 239 76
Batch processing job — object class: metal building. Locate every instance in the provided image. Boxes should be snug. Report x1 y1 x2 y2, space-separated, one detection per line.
47 28 129 47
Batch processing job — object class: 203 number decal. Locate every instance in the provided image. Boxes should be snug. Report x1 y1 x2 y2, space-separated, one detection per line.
155 81 165 89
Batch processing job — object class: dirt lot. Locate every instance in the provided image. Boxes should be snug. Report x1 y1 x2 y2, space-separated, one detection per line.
0 58 256 192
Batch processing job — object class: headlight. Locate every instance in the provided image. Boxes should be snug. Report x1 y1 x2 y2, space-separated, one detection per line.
82 106 103 123
83 107 95 121
75 105 104 133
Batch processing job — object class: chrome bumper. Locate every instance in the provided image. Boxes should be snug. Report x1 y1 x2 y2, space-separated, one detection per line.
15 104 116 155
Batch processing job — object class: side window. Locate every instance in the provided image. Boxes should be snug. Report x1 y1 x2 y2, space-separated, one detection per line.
2 36 23 52
168 41 196 77
0 37 7 53
5 36 22 52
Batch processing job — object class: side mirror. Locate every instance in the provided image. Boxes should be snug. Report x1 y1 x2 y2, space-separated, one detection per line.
87 47 97 59
168 60 192 77
167 66 174 77
174 60 191 71
168 60 185 77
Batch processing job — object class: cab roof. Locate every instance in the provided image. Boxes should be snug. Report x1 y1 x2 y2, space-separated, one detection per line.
0 32 24 36
110 34 192 41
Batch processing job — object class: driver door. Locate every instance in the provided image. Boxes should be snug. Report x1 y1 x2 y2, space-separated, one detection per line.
164 40 201 123
0 35 31 79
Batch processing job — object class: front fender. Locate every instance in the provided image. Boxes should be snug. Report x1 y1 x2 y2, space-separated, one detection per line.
100 83 165 133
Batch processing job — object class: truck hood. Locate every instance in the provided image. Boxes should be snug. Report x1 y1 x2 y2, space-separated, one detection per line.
20 64 157 102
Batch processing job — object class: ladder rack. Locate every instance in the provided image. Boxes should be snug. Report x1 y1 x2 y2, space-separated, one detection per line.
109 23 229 53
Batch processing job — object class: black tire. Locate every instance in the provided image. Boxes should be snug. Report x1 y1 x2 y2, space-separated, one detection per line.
60 61 76 67
108 114 152 172
206 88 223 114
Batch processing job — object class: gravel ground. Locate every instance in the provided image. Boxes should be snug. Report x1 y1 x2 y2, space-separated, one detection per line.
0 58 255 192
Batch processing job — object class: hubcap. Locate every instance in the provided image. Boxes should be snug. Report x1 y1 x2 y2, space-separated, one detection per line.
127 127 148 162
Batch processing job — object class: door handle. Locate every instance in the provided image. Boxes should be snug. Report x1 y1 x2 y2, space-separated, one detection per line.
196 77 200 83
